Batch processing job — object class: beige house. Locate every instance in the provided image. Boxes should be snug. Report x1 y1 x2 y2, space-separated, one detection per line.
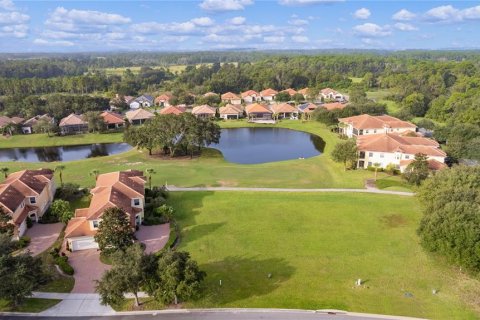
59 114 88 135
125 108 155 125
219 104 243 119
154 94 172 108
0 169 56 238
320 88 344 101
241 90 260 104
271 103 299 119
245 103 273 120
221 92 242 105
356 133 446 172
64 170 146 251
192 105 216 118
159 105 186 115
260 88 278 102
338 114 417 138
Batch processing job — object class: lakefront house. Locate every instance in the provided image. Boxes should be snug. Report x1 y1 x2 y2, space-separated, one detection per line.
338 114 417 138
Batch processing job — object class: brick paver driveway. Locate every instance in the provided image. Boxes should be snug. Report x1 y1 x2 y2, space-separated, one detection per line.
136 223 170 254
68 249 110 293
25 222 64 256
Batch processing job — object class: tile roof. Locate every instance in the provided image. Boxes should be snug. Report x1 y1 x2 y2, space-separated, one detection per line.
260 88 278 97
298 103 318 113
281 88 297 96
101 111 125 125
10 117 24 124
219 104 243 115
241 90 259 97
320 88 339 95
323 102 348 111
298 88 309 95
357 133 446 157
155 94 172 103
192 104 216 115
221 92 240 100
338 114 417 130
125 108 155 121
159 105 185 115
204 92 217 97
0 169 54 214
400 159 447 171
245 103 273 114
23 114 52 127
59 114 87 127
271 103 298 113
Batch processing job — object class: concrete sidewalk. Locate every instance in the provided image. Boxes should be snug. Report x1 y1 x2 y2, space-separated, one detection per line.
166 185 414 196
33 292 115 316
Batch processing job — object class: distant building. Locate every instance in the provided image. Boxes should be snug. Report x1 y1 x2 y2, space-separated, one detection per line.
322 102 348 111
101 111 125 130
21 114 53 134
191 105 216 119
319 88 344 101
125 108 154 125
281 88 297 97
130 95 154 109
241 90 260 104
154 94 172 108
245 103 273 120
260 88 278 102
270 103 298 119
159 105 186 115
59 114 88 135
219 104 243 120
338 115 417 138
221 92 242 105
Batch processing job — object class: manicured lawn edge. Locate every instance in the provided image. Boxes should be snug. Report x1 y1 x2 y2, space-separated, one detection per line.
0 298 61 312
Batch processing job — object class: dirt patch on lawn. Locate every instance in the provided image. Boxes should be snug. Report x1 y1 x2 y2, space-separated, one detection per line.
380 214 408 228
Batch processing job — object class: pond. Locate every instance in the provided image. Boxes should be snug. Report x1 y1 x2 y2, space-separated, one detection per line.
212 127 325 164
0 143 132 162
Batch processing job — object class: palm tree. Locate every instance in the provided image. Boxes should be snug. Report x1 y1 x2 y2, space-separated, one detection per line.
145 168 156 190
89 169 100 181
0 167 9 178
55 165 65 186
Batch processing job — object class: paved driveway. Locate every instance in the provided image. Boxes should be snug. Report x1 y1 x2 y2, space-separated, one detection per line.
136 223 170 254
24 222 64 256
68 249 110 293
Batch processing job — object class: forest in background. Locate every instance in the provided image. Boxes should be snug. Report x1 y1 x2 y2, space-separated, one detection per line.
0 50 478 161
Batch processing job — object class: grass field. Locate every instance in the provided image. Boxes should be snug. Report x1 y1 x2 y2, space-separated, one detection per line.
136 191 479 319
0 132 123 148
349 77 363 83
0 120 386 189
0 298 61 312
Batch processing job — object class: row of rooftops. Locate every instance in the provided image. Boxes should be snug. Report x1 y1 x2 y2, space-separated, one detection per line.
0 114 52 129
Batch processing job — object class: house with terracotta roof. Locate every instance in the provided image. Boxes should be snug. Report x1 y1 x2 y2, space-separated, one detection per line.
64 170 146 251
319 88 344 101
260 88 278 102
281 88 297 96
338 114 417 138
0 169 55 239
0 116 24 133
154 94 172 108
125 108 154 125
219 104 243 120
59 114 88 135
298 88 309 99
192 105 216 119
204 92 217 97
271 103 299 119
356 133 446 172
297 103 318 119
221 92 241 105
101 111 125 130
21 114 53 134
241 90 260 104
245 103 273 120
323 102 348 111
159 105 186 116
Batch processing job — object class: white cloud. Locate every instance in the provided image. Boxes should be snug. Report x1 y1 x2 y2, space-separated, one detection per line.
33 38 74 46
46 7 131 31
132 21 197 35
288 18 309 25
394 23 418 31
353 23 391 37
279 0 343 5
392 9 416 21
422 5 480 23
263 36 285 43
191 17 215 27
199 0 253 12
0 0 15 11
0 24 27 38
291 35 309 43
354 8 370 20
228 16 246 25
0 11 29 24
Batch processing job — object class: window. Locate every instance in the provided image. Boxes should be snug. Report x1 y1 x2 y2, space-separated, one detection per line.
405 155 410 159
92 220 99 229
29 197 36 204
373 130 377 133
369 152 373 157
365 130 369 134
133 198 140 206
380 154 384 158
368 162 372 167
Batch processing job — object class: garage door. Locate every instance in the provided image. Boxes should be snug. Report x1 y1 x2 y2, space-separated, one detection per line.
71 237 99 251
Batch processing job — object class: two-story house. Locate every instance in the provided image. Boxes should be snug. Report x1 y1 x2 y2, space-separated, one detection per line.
64 170 146 251
338 114 417 138
356 133 447 172
0 169 56 238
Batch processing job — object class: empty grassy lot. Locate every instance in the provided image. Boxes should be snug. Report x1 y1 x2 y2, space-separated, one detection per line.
0 120 387 189
163 191 479 319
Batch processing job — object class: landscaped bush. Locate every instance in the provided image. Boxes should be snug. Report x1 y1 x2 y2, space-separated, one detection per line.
16 236 31 248
26 217 33 228
367 166 384 172
40 209 60 223
54 256 74 275
55 183 86 201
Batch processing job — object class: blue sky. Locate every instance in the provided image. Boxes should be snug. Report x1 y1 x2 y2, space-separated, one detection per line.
1 0 479 52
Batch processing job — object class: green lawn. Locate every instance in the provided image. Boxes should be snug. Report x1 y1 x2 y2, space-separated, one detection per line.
152 191 479 319
376 176 413 192
349 77 363 83
0 298 61 312
0 120 383 189
0 132 123 148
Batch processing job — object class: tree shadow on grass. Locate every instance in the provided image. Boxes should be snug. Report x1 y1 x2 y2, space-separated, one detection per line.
198 255 295 306
181 222 226 244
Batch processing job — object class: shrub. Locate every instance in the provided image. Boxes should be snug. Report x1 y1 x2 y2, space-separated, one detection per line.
26 217 33 228
55 183 85 201
367 166 384 172
154 205 175 222
55 256 74 275
40 209 60 224
17 236 31 248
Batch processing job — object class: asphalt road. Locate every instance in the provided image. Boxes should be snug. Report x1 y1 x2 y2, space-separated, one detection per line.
2 310 418 320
